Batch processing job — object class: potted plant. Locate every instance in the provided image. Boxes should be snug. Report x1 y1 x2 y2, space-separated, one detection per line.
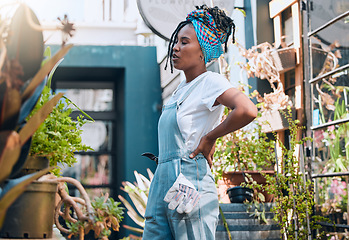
0 4 126 239
309 42 349 234
212 93 276 204
36 174 124 240
26 67 94 176
244 108 326 239
26 74 125 239
0 3 74 237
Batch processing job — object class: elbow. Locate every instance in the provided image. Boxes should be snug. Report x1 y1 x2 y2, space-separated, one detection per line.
243 104 258 123
250 104 258 120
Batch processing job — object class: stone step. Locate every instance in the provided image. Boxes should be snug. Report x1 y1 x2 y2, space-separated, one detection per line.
218 218 277 226
216 203 281 240
219 212 276 220
220 203 276 213
216 230 281 240
216 223 280 232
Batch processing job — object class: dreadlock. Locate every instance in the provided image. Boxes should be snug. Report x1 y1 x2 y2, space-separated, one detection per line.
164 20 192 73
165 5 236 73
198 5 236 49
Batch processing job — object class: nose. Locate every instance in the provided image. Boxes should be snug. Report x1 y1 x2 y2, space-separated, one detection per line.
173 42 179 52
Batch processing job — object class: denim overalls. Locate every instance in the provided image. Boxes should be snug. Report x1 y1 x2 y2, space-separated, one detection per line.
143 78 219 240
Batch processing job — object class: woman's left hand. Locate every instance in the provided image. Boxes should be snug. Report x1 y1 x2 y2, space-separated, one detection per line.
189 135 216 168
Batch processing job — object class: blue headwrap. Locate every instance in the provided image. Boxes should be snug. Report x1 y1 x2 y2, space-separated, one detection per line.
186 9 229 63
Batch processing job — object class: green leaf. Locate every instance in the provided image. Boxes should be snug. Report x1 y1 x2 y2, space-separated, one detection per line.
47 58 64 88
41 46 52 67
63 96 94 122
260 208 267 224
257 192 265 202
219 206 232 240
19 92 64 146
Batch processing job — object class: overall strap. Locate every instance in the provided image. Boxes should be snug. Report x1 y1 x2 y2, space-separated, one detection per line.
176 74 205 179
178 74 206 107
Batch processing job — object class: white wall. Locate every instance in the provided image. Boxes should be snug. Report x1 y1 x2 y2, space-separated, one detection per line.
3 0 141 46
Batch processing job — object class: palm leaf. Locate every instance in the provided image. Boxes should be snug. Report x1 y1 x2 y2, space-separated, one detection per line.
146 168 154 182
0 131 21 183
118 195 139 219
134 171 146 191
21 44 73 102
0 88 21 131
126 190 146 217
118 195 144 227
17 78 46 124
122 225 144 234
138 173 151 190
126 210 145 228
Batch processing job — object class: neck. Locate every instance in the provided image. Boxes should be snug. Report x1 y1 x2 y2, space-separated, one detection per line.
184 66 207 83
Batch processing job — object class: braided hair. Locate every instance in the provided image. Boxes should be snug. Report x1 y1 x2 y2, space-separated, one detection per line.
165 5 236 73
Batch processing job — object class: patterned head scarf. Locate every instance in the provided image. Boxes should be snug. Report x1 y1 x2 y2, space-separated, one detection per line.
186 8 230 63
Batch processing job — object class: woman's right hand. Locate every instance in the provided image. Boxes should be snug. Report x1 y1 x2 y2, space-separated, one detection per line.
189 135 216 168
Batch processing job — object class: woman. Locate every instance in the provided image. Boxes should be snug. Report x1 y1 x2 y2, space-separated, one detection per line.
143 5 257 240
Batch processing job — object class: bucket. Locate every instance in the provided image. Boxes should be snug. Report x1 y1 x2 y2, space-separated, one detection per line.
0 180 57 239
227 186 253 203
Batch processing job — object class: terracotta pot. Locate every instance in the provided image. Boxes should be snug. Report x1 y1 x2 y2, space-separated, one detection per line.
0 181 57 239
217 171 275 203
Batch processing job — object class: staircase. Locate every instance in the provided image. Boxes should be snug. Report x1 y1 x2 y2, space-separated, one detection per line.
216 203 281 240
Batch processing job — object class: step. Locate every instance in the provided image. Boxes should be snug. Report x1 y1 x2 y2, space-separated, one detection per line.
220 203 276 213
219 212 276 220
216 203 281 240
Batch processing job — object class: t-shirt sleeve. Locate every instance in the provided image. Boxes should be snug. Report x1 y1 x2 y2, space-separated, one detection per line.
201 72 233 111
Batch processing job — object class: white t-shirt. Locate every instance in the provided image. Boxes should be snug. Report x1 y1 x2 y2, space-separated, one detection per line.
166 71 233 151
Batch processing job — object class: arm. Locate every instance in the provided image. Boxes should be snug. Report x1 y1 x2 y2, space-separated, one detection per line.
189 87 258 167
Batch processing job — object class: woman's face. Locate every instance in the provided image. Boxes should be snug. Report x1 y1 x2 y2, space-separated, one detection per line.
172 24 204 72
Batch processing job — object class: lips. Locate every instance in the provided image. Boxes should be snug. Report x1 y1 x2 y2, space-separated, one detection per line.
172 54 179 60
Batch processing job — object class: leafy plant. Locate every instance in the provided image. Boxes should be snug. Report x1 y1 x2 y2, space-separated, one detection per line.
236 42 293 112
51 176 124 240
65 196 124 240
247 108 323 239
212 84 276 183
212 84 276 224
317 98 349 174
212 107 275 182
118 169 153 238
28 85 93 175
27 47 93 176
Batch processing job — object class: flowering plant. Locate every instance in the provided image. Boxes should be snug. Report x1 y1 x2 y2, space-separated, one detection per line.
236 42 293 112
319 178 348 215
212 84 275 183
